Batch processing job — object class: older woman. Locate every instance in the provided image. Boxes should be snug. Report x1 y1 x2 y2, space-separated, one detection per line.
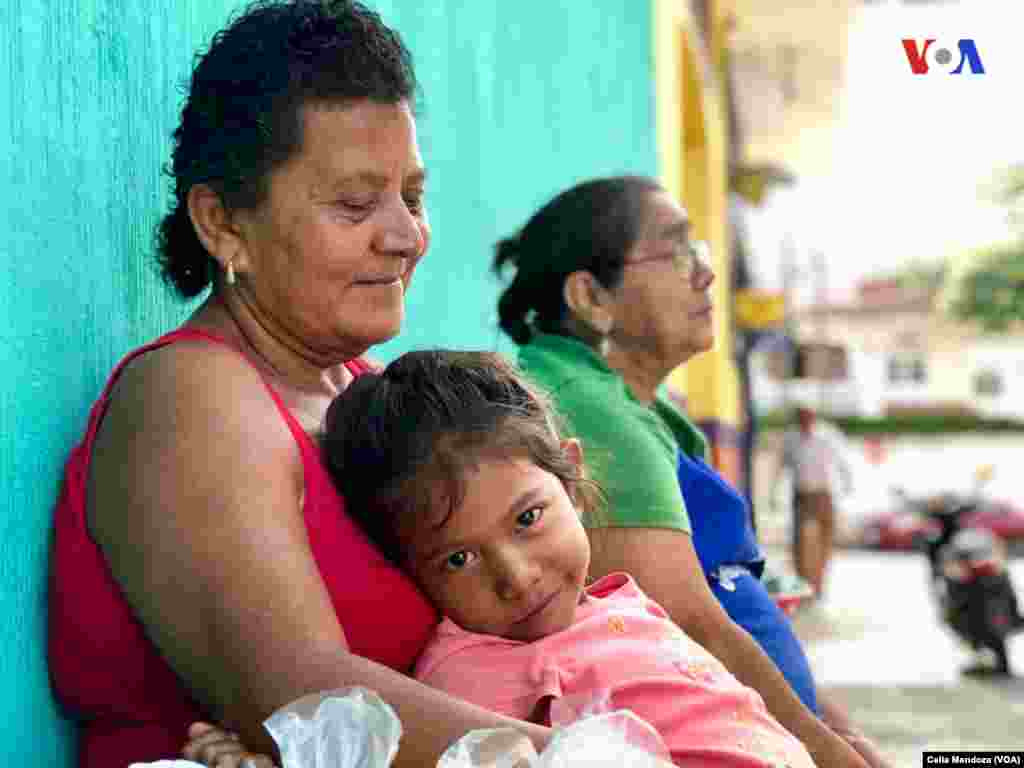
494 176 886 768
47 3 549 766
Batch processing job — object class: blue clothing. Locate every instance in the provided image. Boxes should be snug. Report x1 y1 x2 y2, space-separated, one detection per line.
677 450 762 575
677 450 819 714
517 333 819 713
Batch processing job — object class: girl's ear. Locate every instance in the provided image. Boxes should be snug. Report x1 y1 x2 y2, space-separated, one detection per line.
560 438 585 507
561 438 583 470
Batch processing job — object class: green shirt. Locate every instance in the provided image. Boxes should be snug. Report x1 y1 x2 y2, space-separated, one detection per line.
518 332 706 533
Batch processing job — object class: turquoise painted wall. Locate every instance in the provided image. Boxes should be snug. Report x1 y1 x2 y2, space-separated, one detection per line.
1 1 655 764
2 2 238 764
373 1 658 358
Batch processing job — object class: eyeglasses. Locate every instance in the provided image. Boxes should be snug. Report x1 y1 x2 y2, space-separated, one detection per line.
624 239 709 280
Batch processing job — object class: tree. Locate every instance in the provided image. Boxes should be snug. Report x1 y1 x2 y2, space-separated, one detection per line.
949 164 1024 331
950 242 1024 332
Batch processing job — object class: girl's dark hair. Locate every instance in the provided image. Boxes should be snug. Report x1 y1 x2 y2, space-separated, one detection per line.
492 175 663 344
157 0 417 298
321 351 602 564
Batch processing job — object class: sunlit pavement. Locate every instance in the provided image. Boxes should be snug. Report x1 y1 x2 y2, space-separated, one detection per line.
762 546 1024 763
752 434 1024 762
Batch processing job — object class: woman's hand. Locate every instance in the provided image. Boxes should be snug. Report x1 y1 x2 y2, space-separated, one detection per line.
819 691 892 768
833 727 892 768
182 722 276 768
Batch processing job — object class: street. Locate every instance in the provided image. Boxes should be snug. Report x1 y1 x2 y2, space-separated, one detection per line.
781 547 1024 764
753 433 1024 764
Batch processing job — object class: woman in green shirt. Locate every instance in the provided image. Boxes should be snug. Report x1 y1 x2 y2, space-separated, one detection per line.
493 176 887 768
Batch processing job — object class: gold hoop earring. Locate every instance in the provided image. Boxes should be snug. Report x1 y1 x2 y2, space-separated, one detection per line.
226 259 236 285
594 318 613 358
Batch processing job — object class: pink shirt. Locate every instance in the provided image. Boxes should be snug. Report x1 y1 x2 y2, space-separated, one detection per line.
415 574 815 768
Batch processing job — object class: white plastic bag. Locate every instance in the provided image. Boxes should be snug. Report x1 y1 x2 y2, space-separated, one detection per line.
439 705 674 768
263 686 403 768
133 688 673 768
436 728 537 768
539 710 674 768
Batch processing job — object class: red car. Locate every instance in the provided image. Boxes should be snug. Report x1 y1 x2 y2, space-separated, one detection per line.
858 497 1024 551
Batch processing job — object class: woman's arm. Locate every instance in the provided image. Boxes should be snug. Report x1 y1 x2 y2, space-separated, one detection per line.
818 693 892 768
587 526 868 768
88 344 548 767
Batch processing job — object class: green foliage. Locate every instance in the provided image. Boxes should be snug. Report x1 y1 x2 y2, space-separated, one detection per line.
947 163 1024 331
950 241 1024 332
759 411 1024 435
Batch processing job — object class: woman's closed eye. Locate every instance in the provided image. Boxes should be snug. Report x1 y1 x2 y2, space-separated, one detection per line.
336 197 376 221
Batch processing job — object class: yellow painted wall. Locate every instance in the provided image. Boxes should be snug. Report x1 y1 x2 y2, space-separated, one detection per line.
654 0 742 481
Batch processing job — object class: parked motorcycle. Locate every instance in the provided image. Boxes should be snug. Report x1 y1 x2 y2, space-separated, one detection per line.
893 466 1023 676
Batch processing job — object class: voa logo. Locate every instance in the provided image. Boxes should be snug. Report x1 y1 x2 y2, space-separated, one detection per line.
901 39 985 75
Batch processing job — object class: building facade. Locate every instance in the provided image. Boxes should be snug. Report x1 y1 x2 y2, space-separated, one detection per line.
754 276 1024 420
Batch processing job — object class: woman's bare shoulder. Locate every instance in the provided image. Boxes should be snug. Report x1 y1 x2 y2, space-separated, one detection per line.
90 338 302 538
113 336 273 402
112 339 293 445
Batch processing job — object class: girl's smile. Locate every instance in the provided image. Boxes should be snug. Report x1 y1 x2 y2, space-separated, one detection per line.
403 449 591 642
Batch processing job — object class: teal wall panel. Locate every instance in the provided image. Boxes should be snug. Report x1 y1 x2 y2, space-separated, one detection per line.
373 1 658 359
1 1 655 763
1 1 242 762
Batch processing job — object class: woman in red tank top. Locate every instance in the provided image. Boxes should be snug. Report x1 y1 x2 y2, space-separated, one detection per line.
48 3 550 766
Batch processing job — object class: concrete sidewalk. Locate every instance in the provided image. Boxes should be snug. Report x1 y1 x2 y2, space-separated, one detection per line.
824 679 1024 765
751 435 1024 763
765 544 1024 764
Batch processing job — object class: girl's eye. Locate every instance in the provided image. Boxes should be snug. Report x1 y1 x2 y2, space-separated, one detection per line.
516 507 543 529
444 550 474 571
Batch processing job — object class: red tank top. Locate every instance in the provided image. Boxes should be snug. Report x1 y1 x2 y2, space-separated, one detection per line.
48 328 438 768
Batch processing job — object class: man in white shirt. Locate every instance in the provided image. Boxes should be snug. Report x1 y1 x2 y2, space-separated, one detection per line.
780 406 854 597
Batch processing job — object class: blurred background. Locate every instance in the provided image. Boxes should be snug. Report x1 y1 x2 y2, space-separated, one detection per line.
3 0 1024 764
720 4 1024 760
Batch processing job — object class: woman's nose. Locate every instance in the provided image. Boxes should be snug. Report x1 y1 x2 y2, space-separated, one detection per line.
374 197 426 259
692 252 715 289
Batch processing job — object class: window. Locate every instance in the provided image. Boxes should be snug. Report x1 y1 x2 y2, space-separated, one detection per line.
973 369 1003 397
763 342 849 381
888 352 927 384
792 343 848 380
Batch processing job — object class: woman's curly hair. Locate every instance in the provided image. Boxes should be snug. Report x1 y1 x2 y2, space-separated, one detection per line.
156 0 417 298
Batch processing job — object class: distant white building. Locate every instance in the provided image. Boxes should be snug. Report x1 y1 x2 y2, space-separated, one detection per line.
751 276 1024 420
966 341 1024 420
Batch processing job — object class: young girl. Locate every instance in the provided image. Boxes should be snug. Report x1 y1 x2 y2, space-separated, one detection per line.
184 351 815 768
